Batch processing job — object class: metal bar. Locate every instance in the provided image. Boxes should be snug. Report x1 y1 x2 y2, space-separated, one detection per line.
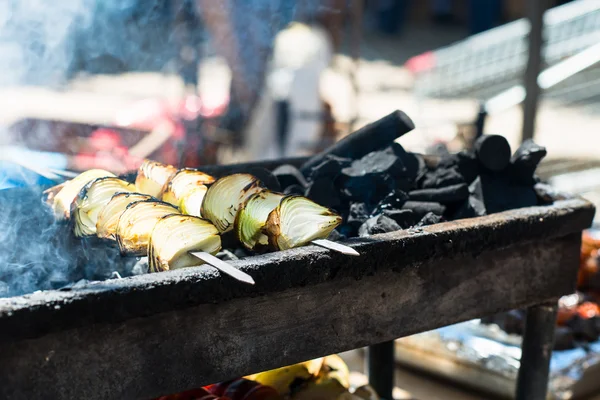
473 102 488 144
367 341 395 400
521 0 547 143
515 302 558 400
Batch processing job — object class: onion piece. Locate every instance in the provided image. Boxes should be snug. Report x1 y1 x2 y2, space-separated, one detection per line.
201 174 264 233
71 177 135 237
96 192 153 239
115 200 179 256
148 214 221 272
135 160 178 197
50 169 115 220
235 191 284 251
179 185 208 217
264 195 342 250
161 168 214 208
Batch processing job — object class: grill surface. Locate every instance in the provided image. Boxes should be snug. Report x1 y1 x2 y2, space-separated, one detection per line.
0 158 594 400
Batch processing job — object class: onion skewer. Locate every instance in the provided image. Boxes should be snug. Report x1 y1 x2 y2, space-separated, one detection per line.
137 162 359 256
48 167 255 284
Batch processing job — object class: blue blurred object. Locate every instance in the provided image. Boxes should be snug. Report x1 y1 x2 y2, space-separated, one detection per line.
469 0 502 34
0 147 69 190
377 0 409 35
0 162 55 190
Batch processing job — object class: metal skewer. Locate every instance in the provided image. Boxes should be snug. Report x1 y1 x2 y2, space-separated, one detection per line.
189 251 255 285
311 239 360 256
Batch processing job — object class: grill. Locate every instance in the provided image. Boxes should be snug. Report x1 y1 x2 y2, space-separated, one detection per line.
0 156 594 400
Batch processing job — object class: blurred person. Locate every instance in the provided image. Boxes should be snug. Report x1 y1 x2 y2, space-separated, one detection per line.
195 0 337 154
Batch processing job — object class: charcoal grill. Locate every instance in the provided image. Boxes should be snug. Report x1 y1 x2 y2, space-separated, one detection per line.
0 156 594 400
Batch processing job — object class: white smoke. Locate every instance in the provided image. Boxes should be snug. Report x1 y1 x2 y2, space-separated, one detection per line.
0 0 96 87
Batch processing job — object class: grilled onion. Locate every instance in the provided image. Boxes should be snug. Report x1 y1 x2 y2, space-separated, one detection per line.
201 174 264 233
135 160 178 197
51 169 115 220
148 214 221 272
116 200 179 256
72 177 135 237
179 185 208 217
264 195 342 250
96 192 153 239
161 168 214 208
235 191 284 251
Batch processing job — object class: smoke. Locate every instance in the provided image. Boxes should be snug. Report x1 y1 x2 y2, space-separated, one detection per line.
0 0 335 297
0 185 137 298
0 0 182 88
0 0 94 87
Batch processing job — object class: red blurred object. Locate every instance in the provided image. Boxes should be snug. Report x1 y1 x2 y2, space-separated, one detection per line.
208 379 281 400
89 128 123 151
113 92 228 167
154 387 229 400
577 302 600 319
405 51 436 73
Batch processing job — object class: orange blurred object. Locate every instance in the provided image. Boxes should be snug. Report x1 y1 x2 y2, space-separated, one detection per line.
557 307 577 326
583 230 600 249
577 302 600 319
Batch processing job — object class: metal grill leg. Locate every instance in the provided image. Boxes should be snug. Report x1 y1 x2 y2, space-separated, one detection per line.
515 302 558 400
367 341 394 400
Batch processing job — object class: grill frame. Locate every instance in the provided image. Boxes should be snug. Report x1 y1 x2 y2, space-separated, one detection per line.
0 157 594 400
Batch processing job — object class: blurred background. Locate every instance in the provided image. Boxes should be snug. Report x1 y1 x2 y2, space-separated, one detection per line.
2 0 600 398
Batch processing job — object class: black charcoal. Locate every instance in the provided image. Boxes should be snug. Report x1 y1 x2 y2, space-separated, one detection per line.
534 183 568 205
343 219 366 238
390 142 422 182
247 167 281 192
300 110 415 174
283 184 305 195
342 146 404 178
309 155 351 181
452 200 475 220
509 140 547 185
305 178 341 210
466 178 487 217
358 215 401 237
374 190 409 213
272 164 308 189
469 177 484 200
217 250 239 261
233 248 250 259
326 229 346 242
402 201 446 219
425 142 450 156
349 202 371 220
480 172 537 214
382 209 417 228
341 173 396 205
419 168 465 189
438 150 479 184
475 134 512 172
408 183 469 204
416 212 443 227
345 203 370 237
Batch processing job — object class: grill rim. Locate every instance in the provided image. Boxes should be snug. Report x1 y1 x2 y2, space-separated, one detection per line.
0 193 594 344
